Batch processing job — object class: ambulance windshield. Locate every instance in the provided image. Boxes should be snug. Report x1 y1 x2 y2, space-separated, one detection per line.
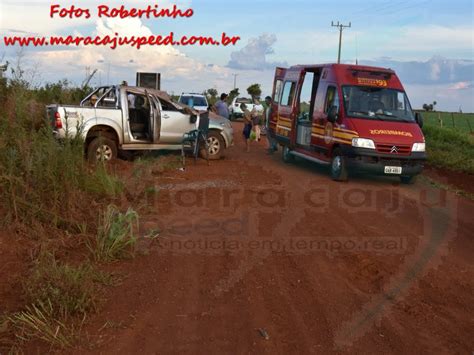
342 86 415 122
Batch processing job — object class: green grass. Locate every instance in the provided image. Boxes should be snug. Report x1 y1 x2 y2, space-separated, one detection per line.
22 253 115 319
87 205 139 262
0 75 138 351
423 124 474 174
3 253 114 349
418 111 474 133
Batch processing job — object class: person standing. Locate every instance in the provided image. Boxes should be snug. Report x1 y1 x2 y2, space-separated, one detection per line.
264 96 278 154
212 93 230 119
241 103 252 152
251 98 264 141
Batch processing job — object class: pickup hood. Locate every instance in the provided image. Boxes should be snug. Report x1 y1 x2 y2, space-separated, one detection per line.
349 118 425 145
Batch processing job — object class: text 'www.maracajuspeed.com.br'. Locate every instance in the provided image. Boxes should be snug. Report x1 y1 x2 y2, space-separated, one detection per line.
3 32 241 49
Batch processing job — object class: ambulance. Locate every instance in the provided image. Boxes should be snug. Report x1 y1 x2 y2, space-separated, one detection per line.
269 64 426 183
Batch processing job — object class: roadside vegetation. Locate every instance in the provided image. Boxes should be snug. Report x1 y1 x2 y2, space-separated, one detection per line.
0 65 140 351
420 110 474 134
422 124 474 174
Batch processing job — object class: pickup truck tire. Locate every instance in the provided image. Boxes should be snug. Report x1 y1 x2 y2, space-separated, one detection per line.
201 131 224 160
331 149 348 181
87 137 118 163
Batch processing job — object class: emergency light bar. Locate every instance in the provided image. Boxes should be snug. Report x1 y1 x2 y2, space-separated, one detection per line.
348 67 393 79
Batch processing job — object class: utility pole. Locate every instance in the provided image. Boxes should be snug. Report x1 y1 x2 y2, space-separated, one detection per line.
232 73 238 90
331 21 351 64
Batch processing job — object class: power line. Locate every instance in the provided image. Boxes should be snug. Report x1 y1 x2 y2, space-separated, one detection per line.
331 21 351 64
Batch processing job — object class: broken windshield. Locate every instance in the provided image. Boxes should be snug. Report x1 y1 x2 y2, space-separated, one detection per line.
342 86 415 122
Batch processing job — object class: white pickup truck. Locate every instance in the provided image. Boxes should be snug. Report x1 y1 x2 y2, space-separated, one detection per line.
47 85 233 161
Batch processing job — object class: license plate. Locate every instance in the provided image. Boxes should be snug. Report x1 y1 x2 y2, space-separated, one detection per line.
384 166 402 174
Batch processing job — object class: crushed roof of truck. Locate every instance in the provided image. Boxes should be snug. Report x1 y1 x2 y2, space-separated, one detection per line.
121 85 199 115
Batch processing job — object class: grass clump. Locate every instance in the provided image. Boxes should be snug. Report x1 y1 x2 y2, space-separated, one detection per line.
8 300 79 349
23 254 104 319
3 253 114 349
88 205 139 262
423 125 474 174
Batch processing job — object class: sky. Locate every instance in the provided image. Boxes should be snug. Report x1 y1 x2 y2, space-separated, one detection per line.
0 0 473 111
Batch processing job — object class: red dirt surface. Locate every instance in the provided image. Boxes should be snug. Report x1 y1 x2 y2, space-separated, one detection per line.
9 122 474 353
424 165 474 196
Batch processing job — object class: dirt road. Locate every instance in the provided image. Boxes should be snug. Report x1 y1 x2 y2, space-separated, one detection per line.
76 122 473 354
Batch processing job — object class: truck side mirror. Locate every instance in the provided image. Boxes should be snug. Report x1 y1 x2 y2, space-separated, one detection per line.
415 112 424 128
190 114 198 124
327 105 339 123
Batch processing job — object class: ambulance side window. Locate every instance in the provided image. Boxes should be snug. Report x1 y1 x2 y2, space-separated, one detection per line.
273 79 283 103
298 72 315 120
280 81 296 107
324 86 339 113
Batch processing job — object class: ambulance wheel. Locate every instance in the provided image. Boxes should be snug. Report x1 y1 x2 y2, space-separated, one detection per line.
282 146 294 163
331 149 348 181
400 175 417 184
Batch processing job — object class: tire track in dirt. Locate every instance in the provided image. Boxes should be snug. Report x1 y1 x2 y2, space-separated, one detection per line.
72 122 474 354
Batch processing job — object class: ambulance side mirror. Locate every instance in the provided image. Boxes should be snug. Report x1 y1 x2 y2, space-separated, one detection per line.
415 112 424 128
327 105 339 123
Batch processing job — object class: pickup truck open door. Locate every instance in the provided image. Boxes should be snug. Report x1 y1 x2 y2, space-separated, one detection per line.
145 90 160 143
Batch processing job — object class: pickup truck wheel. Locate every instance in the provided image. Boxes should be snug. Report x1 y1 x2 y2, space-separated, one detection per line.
331 149 348 181
400 175 417 184
200 131 224 160
282 146 294 163
87 137 117 163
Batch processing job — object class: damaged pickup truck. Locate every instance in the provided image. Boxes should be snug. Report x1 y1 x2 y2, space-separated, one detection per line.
47 85 233 162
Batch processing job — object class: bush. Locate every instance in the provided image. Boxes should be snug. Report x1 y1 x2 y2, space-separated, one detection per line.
423 125 474 174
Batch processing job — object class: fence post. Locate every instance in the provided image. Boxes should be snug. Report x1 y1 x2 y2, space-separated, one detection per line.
466 115 473 133
438 112 442 127
451 112 455 128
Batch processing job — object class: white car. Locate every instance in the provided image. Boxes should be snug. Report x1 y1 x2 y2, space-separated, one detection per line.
178 93 209 112
228 97 255 120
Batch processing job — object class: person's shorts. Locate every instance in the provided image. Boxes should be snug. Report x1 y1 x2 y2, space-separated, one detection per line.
243 123 252 139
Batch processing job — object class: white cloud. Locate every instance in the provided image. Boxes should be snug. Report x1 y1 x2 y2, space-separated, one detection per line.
390 25 474 52
448 81 471 90
405 83 474 112
12 16 238 94
430 62 441 81
227 34 287 70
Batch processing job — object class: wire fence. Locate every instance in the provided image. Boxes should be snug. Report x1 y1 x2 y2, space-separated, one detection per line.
415 111 474 133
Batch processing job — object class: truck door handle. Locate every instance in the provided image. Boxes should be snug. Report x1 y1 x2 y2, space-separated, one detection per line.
163 114 170 119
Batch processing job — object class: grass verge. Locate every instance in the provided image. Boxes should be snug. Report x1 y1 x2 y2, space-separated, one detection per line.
423 125 474 174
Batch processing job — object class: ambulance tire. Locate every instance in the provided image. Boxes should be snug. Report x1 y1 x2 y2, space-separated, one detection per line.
282 146 294 163
400 175 417 184
331 149 348 181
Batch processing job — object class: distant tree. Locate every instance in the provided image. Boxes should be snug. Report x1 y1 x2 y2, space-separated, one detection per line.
206 88 218 98
205 88 218 106
247 84 262 100
423 103 434 112
228 88 240 104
